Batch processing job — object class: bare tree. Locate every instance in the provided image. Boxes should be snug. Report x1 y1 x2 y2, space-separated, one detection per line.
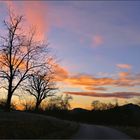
0 10 48 111
26 69 57 111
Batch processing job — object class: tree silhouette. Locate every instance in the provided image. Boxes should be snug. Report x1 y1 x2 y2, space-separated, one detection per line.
0 10 48 111
47 94 73 110
91 100 115 110
26 69 57 111
19 95 35 111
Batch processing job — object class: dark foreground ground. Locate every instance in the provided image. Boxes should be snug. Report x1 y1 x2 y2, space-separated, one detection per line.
0 110 134 139
0 110 78 139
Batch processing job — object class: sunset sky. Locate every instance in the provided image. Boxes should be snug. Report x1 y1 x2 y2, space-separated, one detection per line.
0 1 140 109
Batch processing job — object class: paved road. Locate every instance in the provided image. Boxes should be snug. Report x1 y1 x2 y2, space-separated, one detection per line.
71 123 131 139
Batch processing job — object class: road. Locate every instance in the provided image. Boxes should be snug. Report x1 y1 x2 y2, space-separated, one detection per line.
71 123 131 139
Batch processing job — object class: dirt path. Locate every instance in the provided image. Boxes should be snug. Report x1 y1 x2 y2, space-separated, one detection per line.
71 123 131 139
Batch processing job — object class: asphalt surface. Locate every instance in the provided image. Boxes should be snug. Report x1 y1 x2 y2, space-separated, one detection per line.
71 123 132 139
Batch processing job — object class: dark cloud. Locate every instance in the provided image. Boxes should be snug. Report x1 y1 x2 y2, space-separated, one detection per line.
64 91 140 99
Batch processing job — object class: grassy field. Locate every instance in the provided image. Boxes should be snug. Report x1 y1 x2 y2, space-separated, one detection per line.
110 125 140 139
0 110 79 139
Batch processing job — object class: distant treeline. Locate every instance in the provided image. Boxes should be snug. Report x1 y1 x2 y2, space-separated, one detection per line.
0 96 140 126
34 103 140 126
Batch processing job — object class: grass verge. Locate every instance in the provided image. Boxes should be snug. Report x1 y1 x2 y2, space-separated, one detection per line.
110 125 140 139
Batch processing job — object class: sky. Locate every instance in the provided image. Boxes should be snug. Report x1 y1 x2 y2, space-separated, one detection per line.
0 1 140 109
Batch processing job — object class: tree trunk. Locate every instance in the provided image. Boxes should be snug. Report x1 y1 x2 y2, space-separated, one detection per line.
5 91 12 111
35 100 41 111
5 82 13 111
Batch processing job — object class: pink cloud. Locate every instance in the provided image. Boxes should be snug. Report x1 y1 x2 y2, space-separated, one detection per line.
4 1 49 41
22 2 49 41
116 64 132 69
4 1 15 8
92 35 104 47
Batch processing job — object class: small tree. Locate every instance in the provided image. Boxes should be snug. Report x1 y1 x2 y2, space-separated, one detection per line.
26 69 57 111
19 95 35 111
47 94 73 110
0 10 48 111
91 100 102 110
114 98 119 107
91 100 115 110
60 94 73 110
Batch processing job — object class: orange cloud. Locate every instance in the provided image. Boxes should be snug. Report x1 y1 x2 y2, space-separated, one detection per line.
65 91 140 99
117 72 140 87
118 72 130 79
62 72 140 90
65 75 116 87
48 62 140 91
116 64 132 69
50 63 140 91
54 64 69 81
92 35 104 47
